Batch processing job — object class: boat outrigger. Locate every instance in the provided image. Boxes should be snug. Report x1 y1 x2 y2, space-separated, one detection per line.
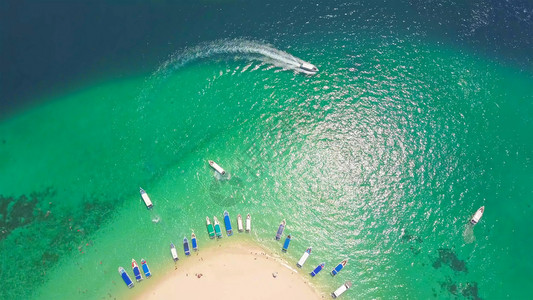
170 243 179 261
298 61 319 75
245 213 251 232
470 206 485 225
208 160 226 175
331 259 348 276
141 259 151 278
282 234 291 252
183 237 191 256
310 262 325 277
119 267 134 288
297 247 311 268
132 259 143 282
275 220 286 240
223 211 233 236
213 216 222 238
139 187 153 209
191 232 198 251
237 214 244 232
332 281 352 298
206 217 215 239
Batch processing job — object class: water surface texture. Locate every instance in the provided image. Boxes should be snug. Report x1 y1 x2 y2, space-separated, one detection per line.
1 1 532 299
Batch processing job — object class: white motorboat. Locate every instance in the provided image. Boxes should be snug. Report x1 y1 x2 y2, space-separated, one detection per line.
298 62 318 74
208 160 226 175
470 206 485 225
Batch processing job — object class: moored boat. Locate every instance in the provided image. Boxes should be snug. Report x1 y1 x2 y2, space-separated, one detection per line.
332 281 352 298
237 214 244 232
223 210 233 236
141 259 151 278
275 220 286 240
139 187 153 209
191 232 198 251
170 243 179 261
296 247 311 268
118 267 134 288
213 216 222 238
183 237 190 256
245 213 251 232
310 262 325 277
206 217 215 239
470 206 485 225
208 160 226 175
282 234 291 252
132 259 143 282
331 259 348 276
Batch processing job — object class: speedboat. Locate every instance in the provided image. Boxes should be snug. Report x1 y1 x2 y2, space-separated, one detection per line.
183 237 190 256
245 214 251 232
331 259 348 276
223 210 233 236
191 232 198 251
237 214 244 232
332 281 352 298
296 247 311 268
139 187 153 209
118 267 134 288
170 243 179 261
310 263 325 277
275 220 286 240
141 258 151 278
282 234 291 252
298 62 318 74
208 160 226 175
213 216 222 238
132 259 143 282
470 206 485 225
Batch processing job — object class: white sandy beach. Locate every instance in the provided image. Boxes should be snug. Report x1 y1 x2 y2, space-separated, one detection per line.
134 241 324 300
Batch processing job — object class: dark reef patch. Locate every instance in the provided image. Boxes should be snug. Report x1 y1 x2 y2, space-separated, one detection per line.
432 248 468 273
439 277 481 300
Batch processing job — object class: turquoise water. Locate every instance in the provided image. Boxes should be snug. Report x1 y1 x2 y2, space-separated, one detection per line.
1 1 533 299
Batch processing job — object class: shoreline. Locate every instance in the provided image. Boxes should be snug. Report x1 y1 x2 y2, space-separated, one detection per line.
129 238 325 299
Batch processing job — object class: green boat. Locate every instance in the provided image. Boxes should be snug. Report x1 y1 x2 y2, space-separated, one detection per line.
213 216 222 238
206 217 215 239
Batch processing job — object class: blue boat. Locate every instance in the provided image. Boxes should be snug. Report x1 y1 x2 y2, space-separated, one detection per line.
141 258 151 278
118 267 134 288
282 234 291 252
132 259 143 282
331 259 348 276
223 211 233 236
310 262 325 277
275 220 286 240
191 232 198 251
183 237 191 256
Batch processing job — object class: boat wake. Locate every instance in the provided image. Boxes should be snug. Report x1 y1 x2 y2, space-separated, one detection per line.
154 38 314 78
462 223 475 244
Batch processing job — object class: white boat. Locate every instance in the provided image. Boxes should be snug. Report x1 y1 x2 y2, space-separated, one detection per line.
237 214 244 232
296 247 311 268
332 281 352 298
245 214 251 232
139 187 153 209
208 160 226 175
470 206 485 225
298 62 318 74
170 243 179 261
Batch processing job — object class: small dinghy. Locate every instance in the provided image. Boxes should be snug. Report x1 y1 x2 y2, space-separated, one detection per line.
237 214 244 232
331 259 348 276
310 263 325 277
118 267 134 288
141 259 151 278
245 213 251 232
470 206 485 225
223 210 233 236
132 259 143 282
191 232 198 251
213 216 222 238
170 243 179 261
275 220 286 240
297 247 312 268
206 217 215 239
139 187 153 209
208 160 226 175
183 237 191 256
282 234 291 252
332 281 352 298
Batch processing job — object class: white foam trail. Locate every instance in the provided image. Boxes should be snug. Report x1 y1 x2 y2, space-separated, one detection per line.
154 39 310 79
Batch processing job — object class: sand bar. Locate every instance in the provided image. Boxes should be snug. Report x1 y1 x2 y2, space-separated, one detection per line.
134 241 323 300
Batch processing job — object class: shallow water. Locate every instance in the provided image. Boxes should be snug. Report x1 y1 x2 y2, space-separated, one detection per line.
1 1 532 299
